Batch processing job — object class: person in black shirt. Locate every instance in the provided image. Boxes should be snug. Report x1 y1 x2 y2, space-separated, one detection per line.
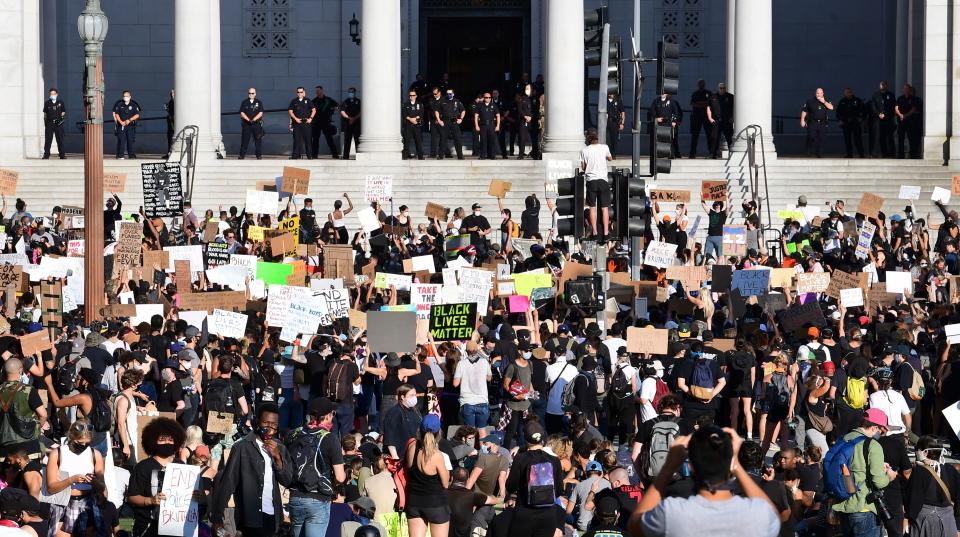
516 87 534 159
503 422 565 537
126 417 187 537
446 467 499 537
427 87 445 158
164 89 175 157
288 86 316 159
606 91 626 158
649 93 682 158
311 86 340 159
474 92 501 160
707 82 734 159
403 91 426 160
836 87 866 158
239 88 265 160
800 88 833 158
157 367 185 414
111 90 141 160
519 194 540 238
436 89 466 160
42 88 66 159
340 88 362 160
895 84 922 159
299 197 318 244
688 79 712 159
870 80 896 157
701 200 730 261
104 194 122 241
461 203 492 260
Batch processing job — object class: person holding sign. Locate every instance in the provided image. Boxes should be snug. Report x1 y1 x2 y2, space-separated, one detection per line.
701 199 731 261
327 194 354 245
126 417 186 537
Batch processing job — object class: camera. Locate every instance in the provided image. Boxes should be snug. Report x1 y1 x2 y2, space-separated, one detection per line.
866 489 893 522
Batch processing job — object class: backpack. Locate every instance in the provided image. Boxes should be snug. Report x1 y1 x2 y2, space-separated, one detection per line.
688 355 716 400
54 359 78 397
526 461 557 507
651 378 670 410
326 361 350 402
640 418 680 479
731 352 752 372
610 366 632 400
560 373 581 409
899 361 926 401
842 377 867 409
808 345 827 363
204 379 236 414
88 387 114 433
823 435 872 500
0 383 38 445
284 427 334 496
766 372 791 406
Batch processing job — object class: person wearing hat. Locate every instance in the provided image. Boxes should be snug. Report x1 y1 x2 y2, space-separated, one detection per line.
652 201 683 255
461 203 492 261
831 409 897 534
798 326 831 365
504 421 564 537
404 413 451 537
174 326 203 428
284 397 347 537
582 494 626 537
567 460 610 531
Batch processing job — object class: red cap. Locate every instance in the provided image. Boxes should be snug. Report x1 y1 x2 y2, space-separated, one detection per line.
822 361 836 375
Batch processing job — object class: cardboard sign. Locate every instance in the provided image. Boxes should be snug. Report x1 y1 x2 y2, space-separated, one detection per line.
178 291 246 313
174 260 192 293
367 311 417 353
701 180 727 201
760 292 787 314
953 176 960 195
933 187 952 204
100 304 137 318
281 166 310 196
323 245 355 286
104 172 127 193
825 270 866 300
115 222 142 269
650 189 691 203
856 192 884 220
245 190 279 215
348 309 367 331
365 175 393 202
768 268 795 289
157 463 201 537
202 222 219 243
403 255 436 274
626 326 668 355
722 225 747 257
840 287 864 307
0 169 18 195
0 265 22 288
424 202 450 221
866 288 899 310
141 163 184 218
796 272 831 294
559 261 593 293
665 265 707 291
643 240 676 269
268 233 296 257
731 269 770 297
778 301 826 335
19 330 52 357
142 250 170 271
487 179 512 198
429 303 478 341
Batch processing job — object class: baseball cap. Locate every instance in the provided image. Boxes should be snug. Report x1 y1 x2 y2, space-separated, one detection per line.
349 497 376 518
864 408 889 429
184 326 200 338
586 461 603 473
807 326 820 338
421 414 441 434
523 421 546 445
678 323 691 338
797 195 808 205
596 495 620 517
662 215 672 222
890 214 902 222
310 397 336 418
471 203 482 210
822 361 836 375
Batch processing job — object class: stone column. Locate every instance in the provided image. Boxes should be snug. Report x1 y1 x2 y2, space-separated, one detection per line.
357 0 401 159
174 0 215 157
923 0 949 162
950 0 960 161
543 0 584 155
733 0 775 155
895 0 910 90
726 0 735 93
210 0 224 156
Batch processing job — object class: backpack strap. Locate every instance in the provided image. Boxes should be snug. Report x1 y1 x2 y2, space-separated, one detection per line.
921 463 953 505
0 383 24 413
547 363 569 394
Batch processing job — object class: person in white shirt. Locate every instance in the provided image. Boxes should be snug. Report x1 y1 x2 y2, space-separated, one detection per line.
453 341 492 430
544 353 578 434
637 362 663 423
580 129 613 242
868 369 911 437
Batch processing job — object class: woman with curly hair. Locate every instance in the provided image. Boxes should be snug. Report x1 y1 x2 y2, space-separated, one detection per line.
125 417 187 537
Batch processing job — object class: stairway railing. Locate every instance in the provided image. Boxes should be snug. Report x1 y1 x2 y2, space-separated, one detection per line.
168 125 199 203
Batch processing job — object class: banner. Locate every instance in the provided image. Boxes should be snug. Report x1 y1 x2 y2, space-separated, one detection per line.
365 175 393 202
429 303 478 341
141 163 184 218
157 463 201 537
722 225 747 257
205 242 231 269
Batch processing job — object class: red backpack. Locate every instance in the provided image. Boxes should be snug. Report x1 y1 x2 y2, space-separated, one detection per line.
651 378 670 410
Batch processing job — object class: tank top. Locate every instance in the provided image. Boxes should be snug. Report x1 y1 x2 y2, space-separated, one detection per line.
405 443 446 507
117 392 139 462
58 439 95 492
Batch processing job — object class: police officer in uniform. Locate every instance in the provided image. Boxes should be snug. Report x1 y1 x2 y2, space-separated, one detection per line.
474 91 501 160
492 89 509 158
836 87 866 158
895 84 922 159
605 90 625 159
869 80 896 157
409 73 430 101
649 93 682 158
402 90 425 160
287 87 315 159
516 84 534 159
163 89 174 158
42 87 66 160
340 87 361 160
435 88 465 160
688 79 712 159
800 88 833 158
427 87 445 158
311 86 340 159
706 83 734 159
239 87 264 160
111 90 141 160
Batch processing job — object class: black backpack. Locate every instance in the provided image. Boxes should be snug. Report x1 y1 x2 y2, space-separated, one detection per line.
610 366 632 399
204 379 236 414
285 427 334 496
55 359 78 397
88 387 113 433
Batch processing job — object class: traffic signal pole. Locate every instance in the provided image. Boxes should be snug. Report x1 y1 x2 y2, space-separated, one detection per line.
597 24 610 144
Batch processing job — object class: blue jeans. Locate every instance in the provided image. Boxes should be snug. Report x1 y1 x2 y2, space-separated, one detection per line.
335 400 355 437
460 403 489 429
279 391 304 432
705 235 723 260
840 511 881 537
289 495 331 537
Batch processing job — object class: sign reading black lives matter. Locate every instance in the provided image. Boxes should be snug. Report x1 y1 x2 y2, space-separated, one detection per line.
141 163 184 218
429 303 478 341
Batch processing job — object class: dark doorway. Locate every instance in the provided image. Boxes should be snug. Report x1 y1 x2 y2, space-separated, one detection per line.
425 17 525 102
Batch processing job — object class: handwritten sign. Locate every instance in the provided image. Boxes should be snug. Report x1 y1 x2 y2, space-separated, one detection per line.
643 240 676 269
412 284 442 320
205 242 231 269
0 170 17 196
855 221 876 259
424 202 450 221
0 265 22 288
487 179 512 198
209 309 247 339
722 225 747 257
545 160 573 200
458 267 494 311
731 269 770 297
141 163 183 218
375 272 412 292
365 175 393 202
316 288 349 320
701 180 727 201
778 301 825 336
429 303 478 341
825 270 866 299
104 172 127 192
19 330 52 357
115 222 142 269
626 326 668 355
856 192 884 220
174 260 192 294
281 166 310 196
840 287 864 307
769 268 796 289
796 272 831 295
650 189 691 203
245 189 279 215
933 187 952 204
899 185 921 200
158 463 201 537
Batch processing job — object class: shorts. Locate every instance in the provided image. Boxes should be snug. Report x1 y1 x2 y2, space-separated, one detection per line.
586 179 611 208
405 503 452 524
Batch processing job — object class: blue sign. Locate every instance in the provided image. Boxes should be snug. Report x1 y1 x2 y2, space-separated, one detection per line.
731 269 770 297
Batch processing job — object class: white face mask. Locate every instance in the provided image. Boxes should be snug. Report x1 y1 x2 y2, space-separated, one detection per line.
50 95 57 102
404 395 418 408
474 210 481 216
522 352 532 359
273 364 284 374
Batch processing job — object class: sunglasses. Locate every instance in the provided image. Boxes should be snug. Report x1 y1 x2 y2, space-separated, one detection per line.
248 93 256 95
73 423 94 433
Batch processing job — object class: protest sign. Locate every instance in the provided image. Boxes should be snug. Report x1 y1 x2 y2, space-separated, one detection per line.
268 232 296 257
513 272 552 297
796 272 831 294
510 238 537 259
265 285 313 327
202 222 218 243
778 301 826 335
643 240 676 269
245 189 279 215
367 311 417 353
163 245 204 272
953 175 960 195
247 226 266 242
650 189 691 203
722 225 747 257
0 169 18 195
277 217 300 247
760 292 788 314
356 207 380 234
403 255 436 274
768 268 795 289
947 324 960 344
323 245 355 286
635 297 649 320
731 269 770 297
348 309 367 331
856 192 884 220
178 291 246 313
157 463 201 537
316 288 349 319
375 272 412 291
174 260 192 294
866 288 899 310
104 172 126 192
488 179 512 198
885 271 913 295
711 265 732 291
496 264 512 281
932 187 952 204
840 288 864 307
141 163 183 218
115 222 142 268
626 327 668 355
424 202 450 222
365 175 393 202
825 270 866 299
509 295 530 313
67 240 84 257
257 262 294 286
280 296 329 342
559 262 593 293
19 330 52 357
545 160 574 199
100 304 137 318
899 185 921 200
281 166 310 196
209 309 247 339
205 242 231 269
855 221 876 259
458 268 494 311
412 284 442 319
0 265 22 289
665 265 707 291
701 180 727 201
429 303 478 341
227 254 257 280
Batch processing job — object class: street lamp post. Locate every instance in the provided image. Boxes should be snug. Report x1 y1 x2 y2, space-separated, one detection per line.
78 0 108 324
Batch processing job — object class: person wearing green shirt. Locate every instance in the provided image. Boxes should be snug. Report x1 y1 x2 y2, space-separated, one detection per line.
832 408 898 536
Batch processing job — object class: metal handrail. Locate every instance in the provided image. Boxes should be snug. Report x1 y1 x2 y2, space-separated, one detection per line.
169 125 199 203
724 124 771 230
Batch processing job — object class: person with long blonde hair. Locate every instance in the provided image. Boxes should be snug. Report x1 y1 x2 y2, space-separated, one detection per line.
404 414 450 537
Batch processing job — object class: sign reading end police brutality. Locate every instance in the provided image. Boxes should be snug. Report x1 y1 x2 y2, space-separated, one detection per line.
141 163 184 218
158 463 201 537
429 303 477 341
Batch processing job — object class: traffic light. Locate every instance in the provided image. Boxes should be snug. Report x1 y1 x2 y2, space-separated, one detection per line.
613 171 648 238
556 172 585 238
606 37 622 98
584 7 607 55
656 39 680 96
650 124 673 175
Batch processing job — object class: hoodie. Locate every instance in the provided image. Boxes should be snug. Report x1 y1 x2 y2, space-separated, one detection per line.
520 195 541 238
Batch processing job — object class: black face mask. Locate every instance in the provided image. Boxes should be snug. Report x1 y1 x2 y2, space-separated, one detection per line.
69 442 88 455
256 426 273 441
153 443 177 458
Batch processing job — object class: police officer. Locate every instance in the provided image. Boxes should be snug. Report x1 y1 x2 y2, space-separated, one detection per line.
516 84 534 159
896 84 922 159
111 90 141 160
474 91 500 160
800 88 833 158
409 73 430 101
688 79 711 159
836 87 866 158
870 80 896 157
605 90 625 159
311 86 340 159
239 87 264 160
649 93 682 158
164 89 174 158
42 87 65 160
492 89 509 158
435 88 465 160
287 86 315 159
402 90 425 160
340 87 361 160
706 82 734 159
427 87 445 158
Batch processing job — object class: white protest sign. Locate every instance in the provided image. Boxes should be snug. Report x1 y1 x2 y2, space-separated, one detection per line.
280 296 328 342
496 264 512 280
365 175 393 202
412 283 442 319
545 160 574 200
316 288 349 319
511 239 537 259
941 399 960 438
228 254 258 280
898 185 921 200
932 187 952 204
946 324 960 344
210 309 247 339
205 265 247 290
163 245 205 272
310 278 344 291
179 311 207 331
132 304 164 327
442 268 458 287
885 271 912 295
245 190 279 215
643 240 676 269
458 267 493 312
409 255 436 273
839 287 864 307
157 463 201 537
855 221 876 259
266 284 313 327
356 207 380 234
